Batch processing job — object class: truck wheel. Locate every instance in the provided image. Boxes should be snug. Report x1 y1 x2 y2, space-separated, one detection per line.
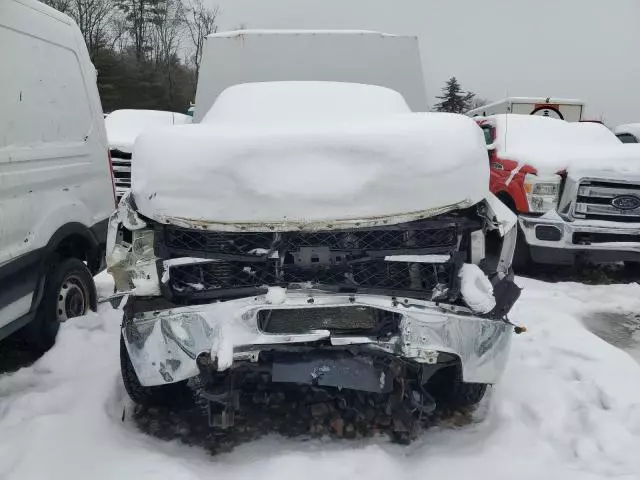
120 333 193 409
512 227 532 273
429 366 488 410
25 257 97 352
447 381 488 409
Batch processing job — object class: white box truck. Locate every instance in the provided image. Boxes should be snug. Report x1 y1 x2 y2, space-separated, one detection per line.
467 97 585 122
193 30 428 121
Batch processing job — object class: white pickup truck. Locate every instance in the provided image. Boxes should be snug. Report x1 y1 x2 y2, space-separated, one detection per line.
106 31 521 442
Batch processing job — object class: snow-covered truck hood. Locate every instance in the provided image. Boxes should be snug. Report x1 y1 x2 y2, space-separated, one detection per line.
493 114 640 179
506 145 640 180
131 112 490 230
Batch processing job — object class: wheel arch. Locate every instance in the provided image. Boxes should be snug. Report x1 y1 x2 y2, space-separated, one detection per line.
30 222 101 315
495 191 517 213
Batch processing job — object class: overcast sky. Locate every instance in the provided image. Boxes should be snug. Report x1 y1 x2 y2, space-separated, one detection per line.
204 0 640 126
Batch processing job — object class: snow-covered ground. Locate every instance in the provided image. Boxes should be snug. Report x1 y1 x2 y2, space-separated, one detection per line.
1 273 640 480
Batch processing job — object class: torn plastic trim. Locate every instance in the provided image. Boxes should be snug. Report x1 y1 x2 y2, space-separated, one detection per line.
122 290 513 388
117 190 147 231
106 221 160 296
483 193 518 235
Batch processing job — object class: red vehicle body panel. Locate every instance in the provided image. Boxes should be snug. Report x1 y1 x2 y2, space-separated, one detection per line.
478 119 535 214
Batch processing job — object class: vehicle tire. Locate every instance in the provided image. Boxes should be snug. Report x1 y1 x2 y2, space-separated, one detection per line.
429 366 488 410
24 257 97 352
623 261 640 272
120 333 194 409
447 381 488 409
512 227 532 274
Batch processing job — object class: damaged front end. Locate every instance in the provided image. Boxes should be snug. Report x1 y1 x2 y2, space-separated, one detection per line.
108 193 521 426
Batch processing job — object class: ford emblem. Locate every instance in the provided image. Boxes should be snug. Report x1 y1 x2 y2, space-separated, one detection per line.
611 195 640 211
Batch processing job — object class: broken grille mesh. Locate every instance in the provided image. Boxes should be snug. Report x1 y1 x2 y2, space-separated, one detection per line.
257 307 401 334
161 222 459 300
163 225 457 255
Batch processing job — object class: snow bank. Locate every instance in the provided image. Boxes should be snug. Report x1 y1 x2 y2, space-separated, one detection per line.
493 114 640 176
105 109 192 153
132 83 489 229
2 274 640 479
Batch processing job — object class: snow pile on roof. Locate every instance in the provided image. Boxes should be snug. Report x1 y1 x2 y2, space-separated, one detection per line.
2 273 640 478
493 115 640 176
105 109 192 153
132 83 489 229
201 82 412 126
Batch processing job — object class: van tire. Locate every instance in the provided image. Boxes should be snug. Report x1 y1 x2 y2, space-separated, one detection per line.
24 257 97 352
120 333 193 409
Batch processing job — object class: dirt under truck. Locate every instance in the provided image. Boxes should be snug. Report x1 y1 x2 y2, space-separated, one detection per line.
107 30 522 441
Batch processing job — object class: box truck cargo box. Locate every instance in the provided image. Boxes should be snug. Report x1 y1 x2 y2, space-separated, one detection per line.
467 97 585 122
193 30 428 121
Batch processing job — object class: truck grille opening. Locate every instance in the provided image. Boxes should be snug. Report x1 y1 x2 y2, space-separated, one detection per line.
257 307 401 335
574 180 640 222
110 149 132 198
159 219 469 302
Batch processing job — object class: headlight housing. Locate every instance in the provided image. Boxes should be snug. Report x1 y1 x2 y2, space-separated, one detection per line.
523 174 561 213
107 226 160 296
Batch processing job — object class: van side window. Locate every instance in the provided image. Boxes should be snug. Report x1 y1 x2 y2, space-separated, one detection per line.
0 27 92 151
617 133 639 144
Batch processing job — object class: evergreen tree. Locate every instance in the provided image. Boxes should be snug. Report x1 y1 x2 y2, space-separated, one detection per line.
433 77 476 114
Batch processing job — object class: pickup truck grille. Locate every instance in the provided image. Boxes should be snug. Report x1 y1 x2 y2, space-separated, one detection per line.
110 149 131 199
574 180 640 222
157 219 469 302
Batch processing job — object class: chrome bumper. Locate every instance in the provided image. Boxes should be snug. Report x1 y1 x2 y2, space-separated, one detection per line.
519 213 640 262
123 291 513 387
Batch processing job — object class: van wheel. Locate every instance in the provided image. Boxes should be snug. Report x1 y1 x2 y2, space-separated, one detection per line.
25 257 97 352
120 333 193 409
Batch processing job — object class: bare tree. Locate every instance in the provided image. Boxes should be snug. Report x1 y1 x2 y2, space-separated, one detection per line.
73 0 114 59
41 0 73 13
151 0 183 65
182 0 219 85
41 0 114 60
114 0 164 61
469 96 490 111
150 0 184 104
108 10 129 51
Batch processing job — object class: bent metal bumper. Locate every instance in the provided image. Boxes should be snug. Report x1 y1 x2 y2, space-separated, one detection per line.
519 213 640 264
122 291 513 388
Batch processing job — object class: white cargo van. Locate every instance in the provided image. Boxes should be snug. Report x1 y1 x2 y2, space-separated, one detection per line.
0 0 115 350
467 97 585 122
193 30 428 121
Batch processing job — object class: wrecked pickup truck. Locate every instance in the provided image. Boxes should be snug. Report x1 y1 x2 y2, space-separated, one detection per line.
107 81 521 435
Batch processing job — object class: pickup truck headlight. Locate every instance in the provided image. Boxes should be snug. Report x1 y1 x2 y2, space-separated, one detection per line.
107 227 160 296
523 174 561 213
